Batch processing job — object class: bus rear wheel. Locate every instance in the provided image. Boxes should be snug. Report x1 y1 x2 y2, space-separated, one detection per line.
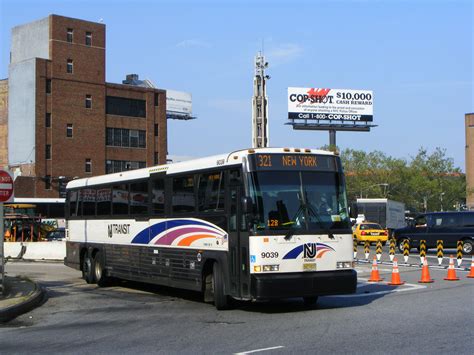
93 251 110 287
82 253 95 284
212 262 230 310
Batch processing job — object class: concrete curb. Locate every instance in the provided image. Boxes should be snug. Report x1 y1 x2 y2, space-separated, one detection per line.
0 279 46 323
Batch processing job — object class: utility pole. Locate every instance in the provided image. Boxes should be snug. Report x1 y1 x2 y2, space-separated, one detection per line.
252 52 269 148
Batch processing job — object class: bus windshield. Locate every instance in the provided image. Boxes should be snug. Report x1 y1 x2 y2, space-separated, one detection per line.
249 171 350 233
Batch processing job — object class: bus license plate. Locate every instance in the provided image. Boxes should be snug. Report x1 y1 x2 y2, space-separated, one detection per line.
303 263 317 271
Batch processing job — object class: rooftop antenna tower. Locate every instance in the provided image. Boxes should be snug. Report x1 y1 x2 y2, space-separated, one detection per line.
252 51 270 148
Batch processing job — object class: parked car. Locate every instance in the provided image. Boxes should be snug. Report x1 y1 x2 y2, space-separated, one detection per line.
45 227 66 241
393 211 474 254
353 222 388 245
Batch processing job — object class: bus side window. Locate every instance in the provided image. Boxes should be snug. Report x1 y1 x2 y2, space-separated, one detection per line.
198 171 224 212
112 183 129 215
151 177 165 215
69 191 78 217
97 186 112 216
172 175 195 213
77 189 83 217
130 181 148 215
82 188 96 216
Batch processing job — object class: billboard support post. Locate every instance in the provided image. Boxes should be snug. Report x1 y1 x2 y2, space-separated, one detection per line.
329 129 336 148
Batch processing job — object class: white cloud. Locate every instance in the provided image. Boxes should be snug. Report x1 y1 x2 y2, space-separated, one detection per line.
175 39 211 49
266 43 303 66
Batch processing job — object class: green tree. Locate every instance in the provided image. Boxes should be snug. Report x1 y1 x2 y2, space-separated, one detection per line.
335 147 465 213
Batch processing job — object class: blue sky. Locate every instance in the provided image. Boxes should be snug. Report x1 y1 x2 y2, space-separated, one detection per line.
1 0 472 169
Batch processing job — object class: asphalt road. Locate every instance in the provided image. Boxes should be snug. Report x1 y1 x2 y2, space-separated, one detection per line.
1 259 473 354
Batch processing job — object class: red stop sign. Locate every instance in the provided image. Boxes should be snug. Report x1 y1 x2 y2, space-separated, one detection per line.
0 170 13 202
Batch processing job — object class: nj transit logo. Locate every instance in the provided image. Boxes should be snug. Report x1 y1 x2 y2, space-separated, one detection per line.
283 243 335 260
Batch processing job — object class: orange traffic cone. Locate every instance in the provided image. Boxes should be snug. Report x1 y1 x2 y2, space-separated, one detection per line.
418 258 434 283
388 258 405 286
368 256 383 282
467 256 474 279
444 255 460 281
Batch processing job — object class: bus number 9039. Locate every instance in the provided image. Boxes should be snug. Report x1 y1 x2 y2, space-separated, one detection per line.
261 251 279 258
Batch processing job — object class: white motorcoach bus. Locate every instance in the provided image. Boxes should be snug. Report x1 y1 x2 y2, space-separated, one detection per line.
65 148 357 309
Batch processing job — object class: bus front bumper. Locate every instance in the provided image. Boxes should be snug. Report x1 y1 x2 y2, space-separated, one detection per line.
250 269 357 300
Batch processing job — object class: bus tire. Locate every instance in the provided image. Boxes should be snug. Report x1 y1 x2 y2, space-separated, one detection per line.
303 296 318 306
82 253 95 284
212 262 230 310
93 251 109 287
462 239 473 255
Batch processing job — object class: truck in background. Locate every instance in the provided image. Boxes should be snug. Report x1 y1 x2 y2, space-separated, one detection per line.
356 198 406 233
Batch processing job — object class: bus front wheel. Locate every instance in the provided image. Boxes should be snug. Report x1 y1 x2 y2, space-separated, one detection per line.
212 262 230 310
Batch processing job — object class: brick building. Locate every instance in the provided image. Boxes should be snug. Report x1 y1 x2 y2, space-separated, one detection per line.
2 15 167 198
466 113 474 210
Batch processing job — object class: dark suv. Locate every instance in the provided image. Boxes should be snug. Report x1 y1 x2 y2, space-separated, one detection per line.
393 211 474 254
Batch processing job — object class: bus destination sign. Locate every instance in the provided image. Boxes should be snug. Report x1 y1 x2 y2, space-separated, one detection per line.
249 154 337 172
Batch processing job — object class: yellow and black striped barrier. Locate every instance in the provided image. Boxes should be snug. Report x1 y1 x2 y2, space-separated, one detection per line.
353 238 358 259
364 241 370 260
376 240 382 261
437 240 443 265
457 241 463 266
403 239 410 263
419 240 427 264
389 237 395 261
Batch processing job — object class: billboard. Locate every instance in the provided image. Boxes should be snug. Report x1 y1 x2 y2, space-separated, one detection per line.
166 90 192 118
288 87 373 122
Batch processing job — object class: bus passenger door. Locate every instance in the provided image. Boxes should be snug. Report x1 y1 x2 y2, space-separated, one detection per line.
229 180 251 299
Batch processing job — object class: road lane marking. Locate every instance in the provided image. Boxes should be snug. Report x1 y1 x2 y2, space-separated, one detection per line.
325 279 426 298
234 346 285 354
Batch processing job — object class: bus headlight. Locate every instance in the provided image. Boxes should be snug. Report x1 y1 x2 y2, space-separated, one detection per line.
337 261 353 269
263 265 279 272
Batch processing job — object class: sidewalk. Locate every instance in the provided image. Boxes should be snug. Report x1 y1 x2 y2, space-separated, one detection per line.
0 276 44 322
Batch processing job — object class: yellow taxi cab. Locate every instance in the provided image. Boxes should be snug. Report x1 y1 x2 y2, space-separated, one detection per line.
353 222 388 245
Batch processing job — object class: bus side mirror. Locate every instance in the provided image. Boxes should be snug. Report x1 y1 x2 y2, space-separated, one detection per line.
349 202 358 219
242 196 254 214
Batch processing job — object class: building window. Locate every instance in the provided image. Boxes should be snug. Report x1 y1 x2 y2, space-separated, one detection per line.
45 175 52 190
67 59 73 74
106 96 146 118
154 93 159 106
130 130 139 148
138 131 146 148
85 159 92 173
46 145 51 159
85 31 92 46
154 152 159 165
46 113 51 127
106 128 113 146
67 28 73 43
85 95 92 108
105 128 146 148
105 160 146 174
67 124 73 138
154 124 158 137
46 79 51 94
121 129 130 147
